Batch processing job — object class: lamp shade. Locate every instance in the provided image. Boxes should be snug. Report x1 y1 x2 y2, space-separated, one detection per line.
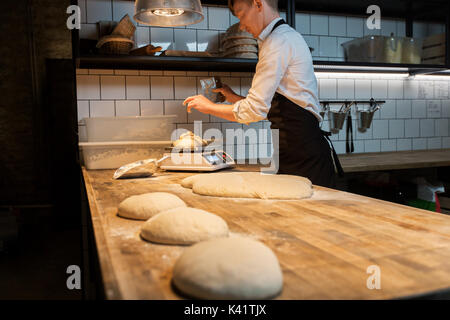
134 0 204 27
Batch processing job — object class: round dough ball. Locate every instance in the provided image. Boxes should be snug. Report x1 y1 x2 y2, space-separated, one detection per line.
117 192 186 220
181 172 312 200
172 237 283 299
141 207 229 245
173 131 206 149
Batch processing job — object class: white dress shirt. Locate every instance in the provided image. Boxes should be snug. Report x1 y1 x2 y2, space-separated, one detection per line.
232 17 322 124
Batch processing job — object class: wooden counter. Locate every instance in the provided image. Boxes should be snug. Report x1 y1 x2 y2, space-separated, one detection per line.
339 149 450 173
81 165 450 300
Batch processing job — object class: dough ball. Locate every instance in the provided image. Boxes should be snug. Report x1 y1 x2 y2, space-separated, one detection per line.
141 207 229 245
180 173 213 189
172 237 283 299
117 192 186 220
181 172 313 200
173 131 206 149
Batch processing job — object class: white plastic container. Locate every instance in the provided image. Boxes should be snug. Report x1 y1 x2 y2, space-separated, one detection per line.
83 115 177 142
79 141 172 170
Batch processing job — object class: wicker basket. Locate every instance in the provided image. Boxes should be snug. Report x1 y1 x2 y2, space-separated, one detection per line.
111 14 136 39
96 35 134 55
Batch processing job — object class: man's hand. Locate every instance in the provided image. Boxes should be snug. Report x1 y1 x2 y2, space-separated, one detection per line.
183 95 214 114
213 84 244 104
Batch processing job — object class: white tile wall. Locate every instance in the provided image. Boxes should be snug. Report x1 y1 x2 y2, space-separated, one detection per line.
346 17 364 37
379 100 396 119
387 80 403 99
115 100 139 116
443 137 450 149
396 100 411 118
174 29 197 51
112 0 135 22
126 76 150 99
77 75 100 99
389 120 404 138
86 0 112 24
140 100 164 115
372 120 389 139
151 77 174 99
428 137 442 149
404 80 419 99
355 80 371 99
372 80 388 99
319 79 337 99
77 3 450 159
77 100 89 120
365 140 381 153
412 138 427 150
135 27 150 48
397 138 412 151
329 16 346 37
405 119 420 138
164 100 187 122
435 119 449 137
90 100 115 117
412 100 427 118
381 140 396 152
100 76 125 99
208 7 230 31
150 27 174 51
197 30 219 52
420 119 435 137
295 13 310 34
174 77 197 99
310 14 329 36
337 79 354 99
319 37 337 57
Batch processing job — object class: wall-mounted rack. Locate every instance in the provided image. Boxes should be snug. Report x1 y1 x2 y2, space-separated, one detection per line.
320 99 385 133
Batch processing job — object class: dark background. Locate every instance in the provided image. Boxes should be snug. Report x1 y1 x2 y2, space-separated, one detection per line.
0 0 83 299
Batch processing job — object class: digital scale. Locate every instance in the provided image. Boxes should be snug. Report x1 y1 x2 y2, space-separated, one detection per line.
159 149 235 171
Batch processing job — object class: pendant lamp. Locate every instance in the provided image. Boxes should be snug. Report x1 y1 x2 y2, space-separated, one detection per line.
134 0 204 27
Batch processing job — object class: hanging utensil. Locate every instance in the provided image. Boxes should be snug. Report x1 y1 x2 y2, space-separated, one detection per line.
346 105 354 153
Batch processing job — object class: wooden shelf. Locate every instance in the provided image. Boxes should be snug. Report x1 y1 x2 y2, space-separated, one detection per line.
76 55 449 75
77 55 257 72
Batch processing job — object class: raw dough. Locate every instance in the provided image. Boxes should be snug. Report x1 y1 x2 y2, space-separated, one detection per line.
140 207 229 245
117 192 186 220
173 131 206 149
172 237 283 299
181 172 313 200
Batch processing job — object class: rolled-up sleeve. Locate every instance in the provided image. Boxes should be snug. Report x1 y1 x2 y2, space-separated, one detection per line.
232 35 292 124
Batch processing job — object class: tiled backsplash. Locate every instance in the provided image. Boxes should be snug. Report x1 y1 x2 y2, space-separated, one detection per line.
76 1 450 158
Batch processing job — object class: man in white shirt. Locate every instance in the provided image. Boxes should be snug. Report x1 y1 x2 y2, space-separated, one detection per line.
183 0 342 187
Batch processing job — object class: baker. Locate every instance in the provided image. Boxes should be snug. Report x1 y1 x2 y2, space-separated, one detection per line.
183 0 343 187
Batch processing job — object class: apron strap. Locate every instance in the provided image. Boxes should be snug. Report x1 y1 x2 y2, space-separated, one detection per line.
271 19 287 33
321 130 345 177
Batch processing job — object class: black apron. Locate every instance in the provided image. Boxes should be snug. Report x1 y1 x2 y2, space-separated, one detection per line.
265 20 344 187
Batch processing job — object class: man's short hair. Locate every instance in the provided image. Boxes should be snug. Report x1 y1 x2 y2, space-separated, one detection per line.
228 0 279 16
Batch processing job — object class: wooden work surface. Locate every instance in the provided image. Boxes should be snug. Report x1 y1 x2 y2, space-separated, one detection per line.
338 149 450 173
82 165 450 300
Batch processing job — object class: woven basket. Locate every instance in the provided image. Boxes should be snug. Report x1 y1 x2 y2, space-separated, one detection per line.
111 14 136 39
97 35 134 55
